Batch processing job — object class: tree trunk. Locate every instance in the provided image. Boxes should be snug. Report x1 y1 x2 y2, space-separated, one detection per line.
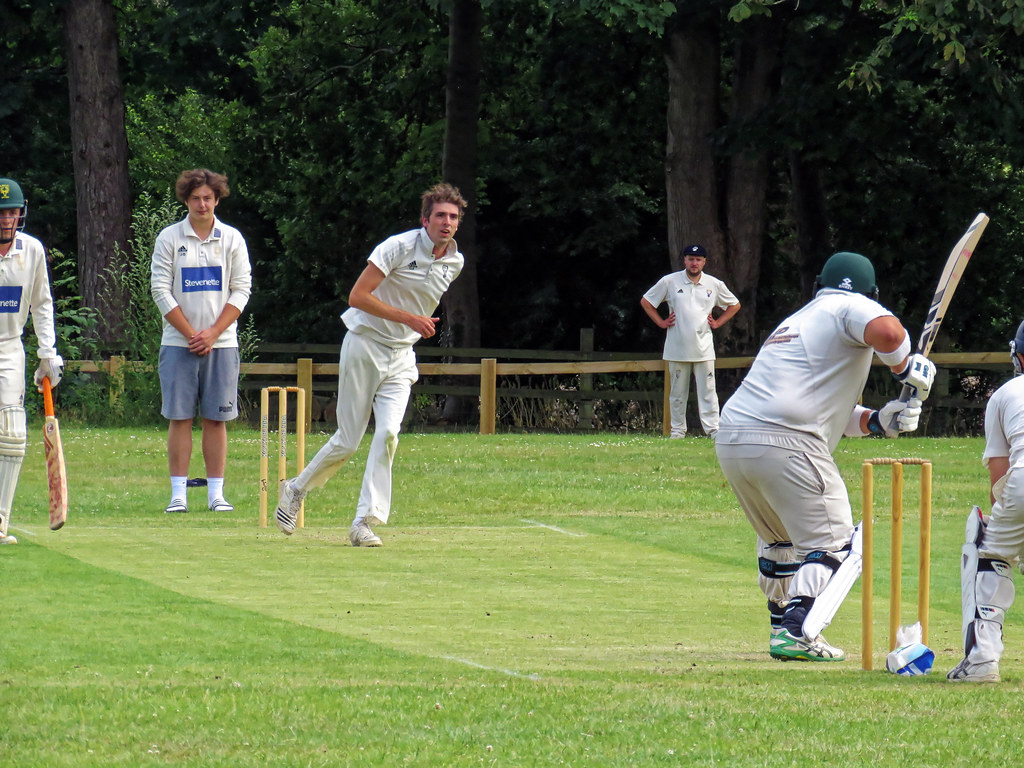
63 0 132 348
789 152 832 301
440 0 482 423
664 20 722 273
664 16 783 354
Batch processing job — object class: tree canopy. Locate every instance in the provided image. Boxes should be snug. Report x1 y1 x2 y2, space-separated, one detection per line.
3 0 1024 362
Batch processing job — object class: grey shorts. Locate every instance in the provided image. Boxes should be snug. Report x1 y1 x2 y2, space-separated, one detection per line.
159 345 240 421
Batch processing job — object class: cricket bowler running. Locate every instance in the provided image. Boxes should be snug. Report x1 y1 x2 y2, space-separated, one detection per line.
0 178 63 545
275 182 466 547
715 251 936 661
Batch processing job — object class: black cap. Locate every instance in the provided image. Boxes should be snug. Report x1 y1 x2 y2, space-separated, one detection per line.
683 244 706 257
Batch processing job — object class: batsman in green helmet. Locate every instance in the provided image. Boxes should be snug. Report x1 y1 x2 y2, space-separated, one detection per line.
0 177 64 545
714 250 936 662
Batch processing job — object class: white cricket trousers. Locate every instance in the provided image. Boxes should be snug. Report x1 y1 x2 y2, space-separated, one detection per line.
668 360 719 437
293 331 418 524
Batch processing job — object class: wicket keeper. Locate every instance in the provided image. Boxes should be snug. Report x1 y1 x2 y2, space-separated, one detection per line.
948 320 1024 683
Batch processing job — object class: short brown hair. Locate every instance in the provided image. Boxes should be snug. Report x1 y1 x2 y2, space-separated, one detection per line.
421 182 467 221
175 169 231 205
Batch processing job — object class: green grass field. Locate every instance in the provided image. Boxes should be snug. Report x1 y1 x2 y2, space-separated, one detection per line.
4 425 1022 766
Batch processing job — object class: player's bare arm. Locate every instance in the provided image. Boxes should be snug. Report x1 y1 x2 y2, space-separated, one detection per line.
640 297 674 329
708 302 741 330
349 263 438 338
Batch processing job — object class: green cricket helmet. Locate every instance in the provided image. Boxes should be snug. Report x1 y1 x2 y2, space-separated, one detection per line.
814 251 879 300
0 178 27 233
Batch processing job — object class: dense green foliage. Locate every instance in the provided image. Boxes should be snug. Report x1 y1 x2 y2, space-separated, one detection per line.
3 0 1024 359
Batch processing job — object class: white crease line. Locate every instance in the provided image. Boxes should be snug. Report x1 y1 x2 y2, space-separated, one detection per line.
441 655 541 680
521 519 584 537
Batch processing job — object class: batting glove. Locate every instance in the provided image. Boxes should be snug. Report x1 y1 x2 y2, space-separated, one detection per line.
896 353 936 401
34 354 64 391
869 397 923 438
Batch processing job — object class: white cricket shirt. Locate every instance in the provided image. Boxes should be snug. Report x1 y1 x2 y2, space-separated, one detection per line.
342 228 463 347
0 232 57 358
720 289 894 452
643 271 738 361
150 216 252 348
983 375 1024 471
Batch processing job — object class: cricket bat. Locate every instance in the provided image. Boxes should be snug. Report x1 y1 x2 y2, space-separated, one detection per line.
42 376 68 530
900 212 989 401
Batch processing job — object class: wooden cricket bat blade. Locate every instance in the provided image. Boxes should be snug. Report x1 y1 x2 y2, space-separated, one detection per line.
42 377 67 530
900 212 989 402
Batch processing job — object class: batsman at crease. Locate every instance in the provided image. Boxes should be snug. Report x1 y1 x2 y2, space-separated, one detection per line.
715 251 936 662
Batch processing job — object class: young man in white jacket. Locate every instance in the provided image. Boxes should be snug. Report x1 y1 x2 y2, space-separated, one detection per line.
151 169 252 514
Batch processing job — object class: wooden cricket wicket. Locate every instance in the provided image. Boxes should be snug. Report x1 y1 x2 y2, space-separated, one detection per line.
258 386 306 528
861 457 932 670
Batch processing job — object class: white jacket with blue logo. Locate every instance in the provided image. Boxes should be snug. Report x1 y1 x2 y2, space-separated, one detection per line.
150 215 252 348
0 232 57 358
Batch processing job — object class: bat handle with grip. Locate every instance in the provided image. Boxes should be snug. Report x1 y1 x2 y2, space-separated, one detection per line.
42 376 55 417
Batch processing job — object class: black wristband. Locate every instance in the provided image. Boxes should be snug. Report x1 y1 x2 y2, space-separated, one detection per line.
867 410 886 435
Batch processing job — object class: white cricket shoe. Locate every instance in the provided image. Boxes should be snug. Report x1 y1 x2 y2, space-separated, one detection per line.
275 479 305 535
0 533 17 545
947 657 1000 683
769 628 846 662
349 519 382 547
164 498 188 514
208 498 235 512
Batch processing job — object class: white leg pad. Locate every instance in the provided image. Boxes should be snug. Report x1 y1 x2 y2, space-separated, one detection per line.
0 405 26 534
802 524 863 639
960 505 987 654
967 558 1014 665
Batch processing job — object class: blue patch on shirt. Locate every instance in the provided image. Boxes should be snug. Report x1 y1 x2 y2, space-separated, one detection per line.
0 285 23 313
181 266 223 293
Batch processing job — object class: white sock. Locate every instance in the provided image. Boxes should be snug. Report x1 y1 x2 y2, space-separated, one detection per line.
208 477 225 504
170 476 187 502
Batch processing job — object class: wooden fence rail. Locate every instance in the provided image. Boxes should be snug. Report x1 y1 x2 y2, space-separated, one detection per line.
69 351 1009 436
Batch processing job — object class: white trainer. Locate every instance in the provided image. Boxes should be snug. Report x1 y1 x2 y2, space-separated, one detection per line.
947 657 1000 683
275 479 305 535
208 498 235 512
0 533 17 545
349 519 382 547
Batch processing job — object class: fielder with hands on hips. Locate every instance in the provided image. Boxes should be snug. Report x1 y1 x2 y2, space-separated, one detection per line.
714 251 936 662
150 169 252 515
641 244 740 438
0 178 63 545
948 320 1024 683
275 182 466 547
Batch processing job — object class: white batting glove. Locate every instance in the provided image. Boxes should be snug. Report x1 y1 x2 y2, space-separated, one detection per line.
896 354 936 401
872 397 923 438
34 354 64 391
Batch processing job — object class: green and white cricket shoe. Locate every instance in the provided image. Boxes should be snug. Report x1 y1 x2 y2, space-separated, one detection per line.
946 657 1000 683
769 628 846 662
